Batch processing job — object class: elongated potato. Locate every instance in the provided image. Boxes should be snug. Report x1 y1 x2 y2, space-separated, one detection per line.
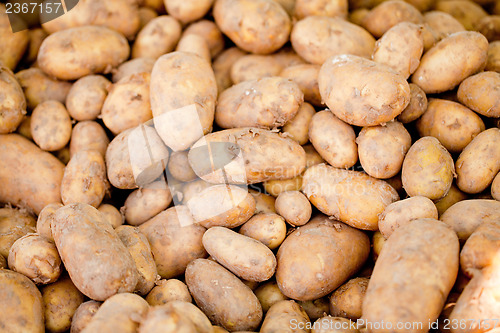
275 191 312 227
281 64 322 107
239 213 287 250
362 219 459 333
329 277 369 321
66 75 110 121
69 121 110 158
294 0 347 19
176 34 211 63
71 301 101 333
139 206 207 278
261 300 310 333
291 16 375 65
132 16 182 59
112 57 156 83
0 5 29 70
456 128 500 194
38 26 129 81
0 134 64 214
397 83 428 124
189 128 306 184
123 182 172 226
401 137 455 201
183 20 225 58
457 71 500 118
185 259 263 331
153 301 213 333
319 55 410 127
52 203 138 301
412 31 488 94
0 269 44 333
213 47 247 92
146 279 192 306
0 66 26 134
31 101 72 152
214 0 291 54
277 216 370 301
302 164 399 230
151 52 217 151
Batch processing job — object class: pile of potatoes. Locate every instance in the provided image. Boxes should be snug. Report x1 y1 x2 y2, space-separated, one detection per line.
1 0 500 332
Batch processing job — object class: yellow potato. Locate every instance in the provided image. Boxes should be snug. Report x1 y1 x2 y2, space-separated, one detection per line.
434 183 468 217
69 121 110 158
0 66 26 134
261 301 310 333
255 280 289 313
71 301 101 333
164 0 214 24
486 41 500 72
31 101 72 152
123 182 172 226
281 64 323 107
275 190 312 226
435 0 488 30
263 176 303 197
423 11 465 42
175 34 211 63
457 71 500 118
146 279 192 306
183 20 225 58
330 277 369 320
294 0 347 19
0 5 29 70
212 47 247 92
397 83 428 124
98 204 124 229
66 75 110 121
112 57 156 83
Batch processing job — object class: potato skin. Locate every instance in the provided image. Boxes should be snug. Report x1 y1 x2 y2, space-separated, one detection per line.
249 190 276 214
216 77 303 129
0 66 26 134
412 31 488 94
492 172 500 201
294 0 347 19
416 99 485 153
456 128 500 194
36 203 63 242
66 75 110 121
397 83 428 124
435 183 468 217
183 20 225 58
276 216 370 301
146 279 192 306
71 301 101 333
213 47 247 92
139 206 207 278
124 183 172 226
139 307 197 333
168 151 197 182
0 5 28 70
486 41 500 72
0 269 44 333
401 137 455 201
362 219 459 333
52 203 138 301
423 11 465 42
319 55 410 127
255 281 289 313
434 0 487 30
330 277 369 320
275 191 312 227
214 0 291 54
69 121 110 158
261 300 310 333
291 16 375 65
132 16 182 59
302 164 399 230
112 57 155 83
312 316 360 333
457 71 500 118
176 34 211 63
281 64 323 107
38 26 130 81
31 101 72 152
230 54 283 84
164 0 213 24
98 204 124 229
0 134 64 214
460 222 500 277
185 259 263 331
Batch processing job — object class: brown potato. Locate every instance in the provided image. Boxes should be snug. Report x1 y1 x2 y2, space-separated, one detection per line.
249 190 277 214
69 121 110 158
175 34 211 63
378 196 438 239
216 77 303 129
139 206 207 278
330 277 369 320
456 128 500 194
123 182 172 226
291 16 375 65
0 207 36 259
357 121 412 179
302 164 399 230
486 41 500 72
294 0 347 19
492 172 500 201
435 183 468 217
319 55 410 127
164 0 214 24
71 301 101 333
230 54 283 84
168 151 197 182
214 0 291 54
255 280 290 313
0 269 44 333
457 71 500 118
362 219 459 333
183 20 225 58
277 216 370 300
261 300 310 333
52 203 138 301
212 47 247 92
112 57 156 83
397 83 428 124
309 110 358 168
66 75 110 121
31 101 72 152
412 31 488 94
416 99 485 153
311 316 360 333
0 134 65 214
435 0 487 30
401 137 455 201
0 5 29 70
423 11 465 42
185 258 263 331
0 66 26 134
36 203 63 242
281 64 323 107
275 191 312 226
42 275 84 333
146 279 192 306
98 204 124 229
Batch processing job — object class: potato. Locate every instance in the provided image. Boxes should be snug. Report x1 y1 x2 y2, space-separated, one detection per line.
0 66 26 134
416 99 485 153
185 258 263 331
97 204 123 229
164 0 213 24
52 203 138 301
298 298 330 322
8 233 61 284
309 110 357 168
69 121 109 158
71 301 101 333
180 179 212 204
56 147 71 165
492 172 500 201
30 101 72 152
151 301 213 333
291 16 375 65
249 190 277 214
277 216 370 300
189 128 306 184
183 20 225 58
113 57 156 83
486 41 500 72
372 22 424 79
460 221 500 277
176 34 211 63
186 184 255 228
216 77 303 129
203 226 276 282
401 137 455 201
66 75 110 121
0 5 29 70
61 150 108 208
312 316 360 333
123 183 172 226
294 0 347 19
378 196 438 239
139 307 197 333
139 206 207 278
42 275 84 333
261 300 310 333
35 203 62 242
167 151 197 182
423 11 465 42
372 231 386 261
146 279 192 306
151 52 217 151
440 199 500 242
82 293 149 333
239 213 286 250
213 47 247 92
214 0 291 54
457 71 500 118
357 121 411 179
397 83 428 124
456 128 500 194
102 72 153 135
230 55 283 84
16 115 32 140
281 64 322 107
435 183 468 217
435 0 487 30
255 280 289 313
412 31 488 94
0 208 36 259
330 277 369 320
302 164 399 230
263 176 303 197
319 55 410 127
362 219 459 333
138 6 158 28
0 269 44 333
0 134 65 214
304 144 326 167
272 48 306 67
275 191 311 227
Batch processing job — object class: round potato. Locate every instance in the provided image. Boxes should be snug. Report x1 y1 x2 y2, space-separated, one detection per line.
329 277 369 320
294 0 347 19
281 64 323 107
175 34 211 63
146 279 192 306
66 75 110 121
69 121 110 158
457 71 500 118
397 83 428 124
401 137 455 201
275 191 312 226
112 57 156 83
183 20 225 58
71 301 101 333
255 280 289 313
168 151 197 182
261 300 310 333
98 204 124 229
164 0 213 24
31 101 72 152
123 182 172 226
0 66 26 134
36 202 63 242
